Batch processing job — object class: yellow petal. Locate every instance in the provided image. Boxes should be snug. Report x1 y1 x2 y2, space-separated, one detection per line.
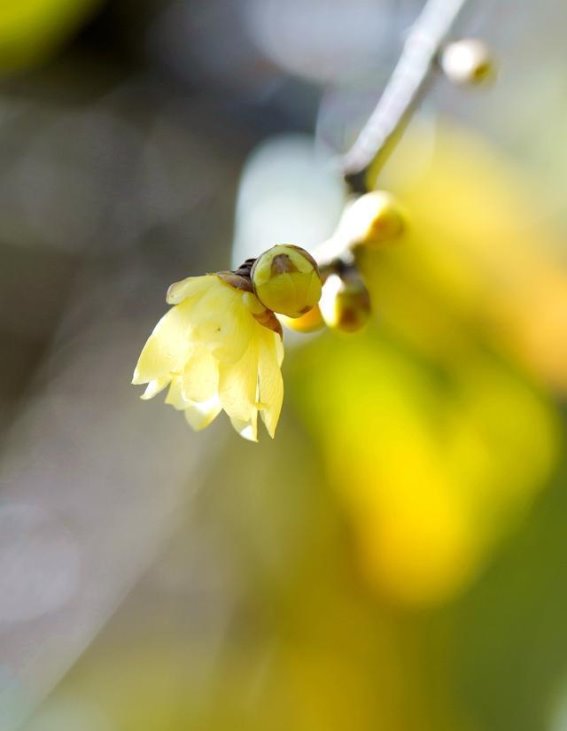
230 412 258 442
165 377 189 410
181 348 219 402
184 396 222 431
132 301 193 384
191 283 253 363
166 275 215 305
257 329 284 438
242 291 267 315
167 380 222 429
274 329 284 366
140 377 170 400
218 341 259 424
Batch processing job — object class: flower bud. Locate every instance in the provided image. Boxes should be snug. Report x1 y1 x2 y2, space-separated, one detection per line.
340 191 406 249
280 304 325 333
251 244 322 318
319 274 371 333
440 39 495 86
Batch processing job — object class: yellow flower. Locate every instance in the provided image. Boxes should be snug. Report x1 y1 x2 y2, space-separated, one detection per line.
132 274 284 441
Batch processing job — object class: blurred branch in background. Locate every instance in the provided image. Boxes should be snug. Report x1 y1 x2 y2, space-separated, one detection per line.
341 0 469 188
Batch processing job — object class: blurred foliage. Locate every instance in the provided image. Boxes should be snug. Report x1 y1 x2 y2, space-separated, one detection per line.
290 331 558 606
287 123 564 607
455 460 567 731
0 0 103 72
367 124 567 392
24 119 567 731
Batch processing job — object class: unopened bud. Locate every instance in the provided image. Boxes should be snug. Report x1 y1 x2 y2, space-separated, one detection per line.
319 273 371 333
251 244 322 318
341 191 406 249
440 39 495 85
280 304 324 333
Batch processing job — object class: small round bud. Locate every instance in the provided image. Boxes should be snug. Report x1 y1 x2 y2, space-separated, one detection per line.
340 191 406 249
319 274 371 333
251 244 322 318
440 39 495 86
280 305 325 333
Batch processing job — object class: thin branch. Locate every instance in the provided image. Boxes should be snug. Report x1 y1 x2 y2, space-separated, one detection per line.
340 0 470 189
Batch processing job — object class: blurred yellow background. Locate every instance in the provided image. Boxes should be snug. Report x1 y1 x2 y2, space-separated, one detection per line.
0 1 566 730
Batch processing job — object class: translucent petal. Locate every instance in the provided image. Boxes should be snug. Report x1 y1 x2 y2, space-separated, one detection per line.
181 348 219 402
166 274 215 305
274 330 284 366
257 329 284 438
230 411 258 442
134 272 286 442
140 377 170 400
191 283 253 364
184 396 222 431
165 377 189 411
218 341 259 424
132 301 193 384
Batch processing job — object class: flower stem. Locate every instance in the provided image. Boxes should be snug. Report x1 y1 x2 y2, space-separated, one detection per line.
341 0 471 192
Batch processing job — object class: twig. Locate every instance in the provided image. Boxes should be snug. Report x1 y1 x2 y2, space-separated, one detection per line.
340 0 470 191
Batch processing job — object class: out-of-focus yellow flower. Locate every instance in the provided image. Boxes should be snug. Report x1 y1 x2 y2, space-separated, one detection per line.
365 122 567 392
290 333 559 607
285 122 565 607
132 274 284 441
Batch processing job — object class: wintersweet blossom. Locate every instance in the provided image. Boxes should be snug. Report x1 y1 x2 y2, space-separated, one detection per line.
132 274 284 441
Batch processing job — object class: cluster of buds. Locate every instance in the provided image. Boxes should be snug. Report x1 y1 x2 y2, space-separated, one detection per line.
132 190 406 439
221 189 406 338
281 190 406 335
134 20 495 439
